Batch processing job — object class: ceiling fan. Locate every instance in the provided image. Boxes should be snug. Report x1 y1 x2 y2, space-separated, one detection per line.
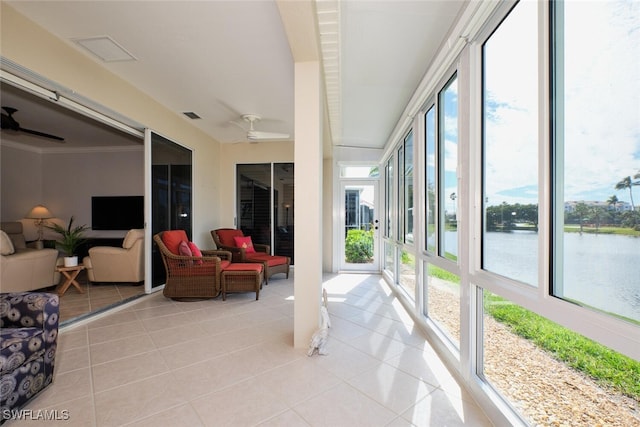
232 114 289 142
1 106 65 142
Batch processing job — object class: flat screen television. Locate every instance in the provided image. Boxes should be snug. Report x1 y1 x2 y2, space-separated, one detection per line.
91 196 144 230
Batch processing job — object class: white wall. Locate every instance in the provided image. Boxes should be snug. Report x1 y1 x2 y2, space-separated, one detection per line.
1 141 143 240
1 143 43 222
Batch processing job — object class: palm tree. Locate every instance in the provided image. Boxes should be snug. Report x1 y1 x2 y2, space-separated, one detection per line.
607 194 619 211
615 176 637 211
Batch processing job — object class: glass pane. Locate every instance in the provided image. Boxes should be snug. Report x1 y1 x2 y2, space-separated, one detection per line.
397 145 404 240
425 106 436 253
482 1 539 286
553 1 640 321
384 241 395 276
399 250 415 299
404 131 414 243
344 184 375 264
426 262 460 347
274 163 294 262
385 157 394 238
237 164 272 249
482 288 640 425
439 75 459 260
151 132 192 288
341 165 380 178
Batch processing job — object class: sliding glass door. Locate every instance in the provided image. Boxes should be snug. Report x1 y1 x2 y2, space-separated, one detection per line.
146 130 192 291
236 163 294 263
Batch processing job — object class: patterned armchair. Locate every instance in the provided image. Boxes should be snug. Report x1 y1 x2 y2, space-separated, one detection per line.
211 228 290 284
0 292 59 420
153 231 232 300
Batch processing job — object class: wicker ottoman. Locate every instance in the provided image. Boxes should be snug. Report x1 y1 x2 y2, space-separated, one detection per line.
220 263 264 300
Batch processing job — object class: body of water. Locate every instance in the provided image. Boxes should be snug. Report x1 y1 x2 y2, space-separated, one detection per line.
482 231 639 322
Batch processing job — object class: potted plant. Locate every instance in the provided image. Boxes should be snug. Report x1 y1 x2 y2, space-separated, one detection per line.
46 216 89 267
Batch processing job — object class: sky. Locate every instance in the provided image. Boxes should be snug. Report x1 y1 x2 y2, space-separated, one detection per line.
482 0 639 207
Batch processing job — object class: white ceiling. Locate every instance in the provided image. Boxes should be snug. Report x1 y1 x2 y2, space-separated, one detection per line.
1 0 466 153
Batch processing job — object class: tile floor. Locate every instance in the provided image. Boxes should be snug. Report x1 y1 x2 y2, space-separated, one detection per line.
8 272 492 426
56 271 145 325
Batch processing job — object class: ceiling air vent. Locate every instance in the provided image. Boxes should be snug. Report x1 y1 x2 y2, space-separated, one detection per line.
183 112 201 120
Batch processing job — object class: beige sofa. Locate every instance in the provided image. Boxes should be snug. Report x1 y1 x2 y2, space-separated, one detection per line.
0 222 61 293
83 229 144 283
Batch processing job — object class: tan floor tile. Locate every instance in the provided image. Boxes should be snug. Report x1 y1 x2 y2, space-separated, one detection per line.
90 333 157 365
126 403 204 427
91 350 169 392
88 319 147 344
147 322 208 348
190 378 289 427
401 389 492 426
56 345 91 374
94 373 188 426
293 382 397 427
347 363 437 414
257 410 312 427
255 358 341 407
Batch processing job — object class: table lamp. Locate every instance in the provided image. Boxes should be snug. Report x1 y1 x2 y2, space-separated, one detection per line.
26 204 54 249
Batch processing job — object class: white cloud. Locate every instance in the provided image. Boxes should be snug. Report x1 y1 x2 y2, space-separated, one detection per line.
484 0 639 205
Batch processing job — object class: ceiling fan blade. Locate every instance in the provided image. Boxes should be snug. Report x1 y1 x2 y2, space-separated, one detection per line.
247 130 290 140
19 127 66 142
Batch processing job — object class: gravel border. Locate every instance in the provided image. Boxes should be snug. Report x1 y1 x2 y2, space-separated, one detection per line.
426 280 640 426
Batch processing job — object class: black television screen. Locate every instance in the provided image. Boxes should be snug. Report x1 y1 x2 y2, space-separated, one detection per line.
91 196 144 230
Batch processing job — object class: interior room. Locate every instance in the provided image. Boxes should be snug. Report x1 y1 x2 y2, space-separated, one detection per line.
1 1 638 426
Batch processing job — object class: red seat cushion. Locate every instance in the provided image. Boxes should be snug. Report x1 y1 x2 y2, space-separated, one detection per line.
246 253 288 267
223 263 263 272
216 229 244 247
220 260 231 270
162 230 189 255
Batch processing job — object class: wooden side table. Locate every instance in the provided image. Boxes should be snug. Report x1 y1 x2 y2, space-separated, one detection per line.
55 264 86 296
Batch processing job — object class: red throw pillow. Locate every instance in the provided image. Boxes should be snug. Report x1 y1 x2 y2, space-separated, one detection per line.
178 240 192 257
233 236 256 253
162 230 188 255
188 241 203 265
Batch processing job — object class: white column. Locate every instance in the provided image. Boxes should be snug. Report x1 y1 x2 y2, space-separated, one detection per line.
293 61 323 348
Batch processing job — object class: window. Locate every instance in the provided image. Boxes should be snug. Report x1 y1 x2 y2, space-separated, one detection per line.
385 157 394 239
482 0 538 286
404 131 414 243
439 74 459 260
425 106 436 253
552 0 640 322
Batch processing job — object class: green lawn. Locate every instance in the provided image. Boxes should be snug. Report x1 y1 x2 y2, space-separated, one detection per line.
427 265 640 400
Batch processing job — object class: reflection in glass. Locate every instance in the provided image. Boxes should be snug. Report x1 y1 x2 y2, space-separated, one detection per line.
425 106 436 253
426 262 460 347
151 132 192 288
236 163 294 262
399 250 415 299
482 0 538 286
384 242 395 276
553 1 640 321
439 75 459 260
385 157 394 239
404 132 414 244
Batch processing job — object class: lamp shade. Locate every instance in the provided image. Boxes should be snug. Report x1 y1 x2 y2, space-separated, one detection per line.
26 205 54 220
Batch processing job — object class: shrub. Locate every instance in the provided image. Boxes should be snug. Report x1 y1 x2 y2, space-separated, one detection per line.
345 229 373 263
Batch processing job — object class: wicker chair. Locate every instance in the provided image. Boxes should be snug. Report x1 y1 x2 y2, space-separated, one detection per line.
153 232 231 300
211 228 290 283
